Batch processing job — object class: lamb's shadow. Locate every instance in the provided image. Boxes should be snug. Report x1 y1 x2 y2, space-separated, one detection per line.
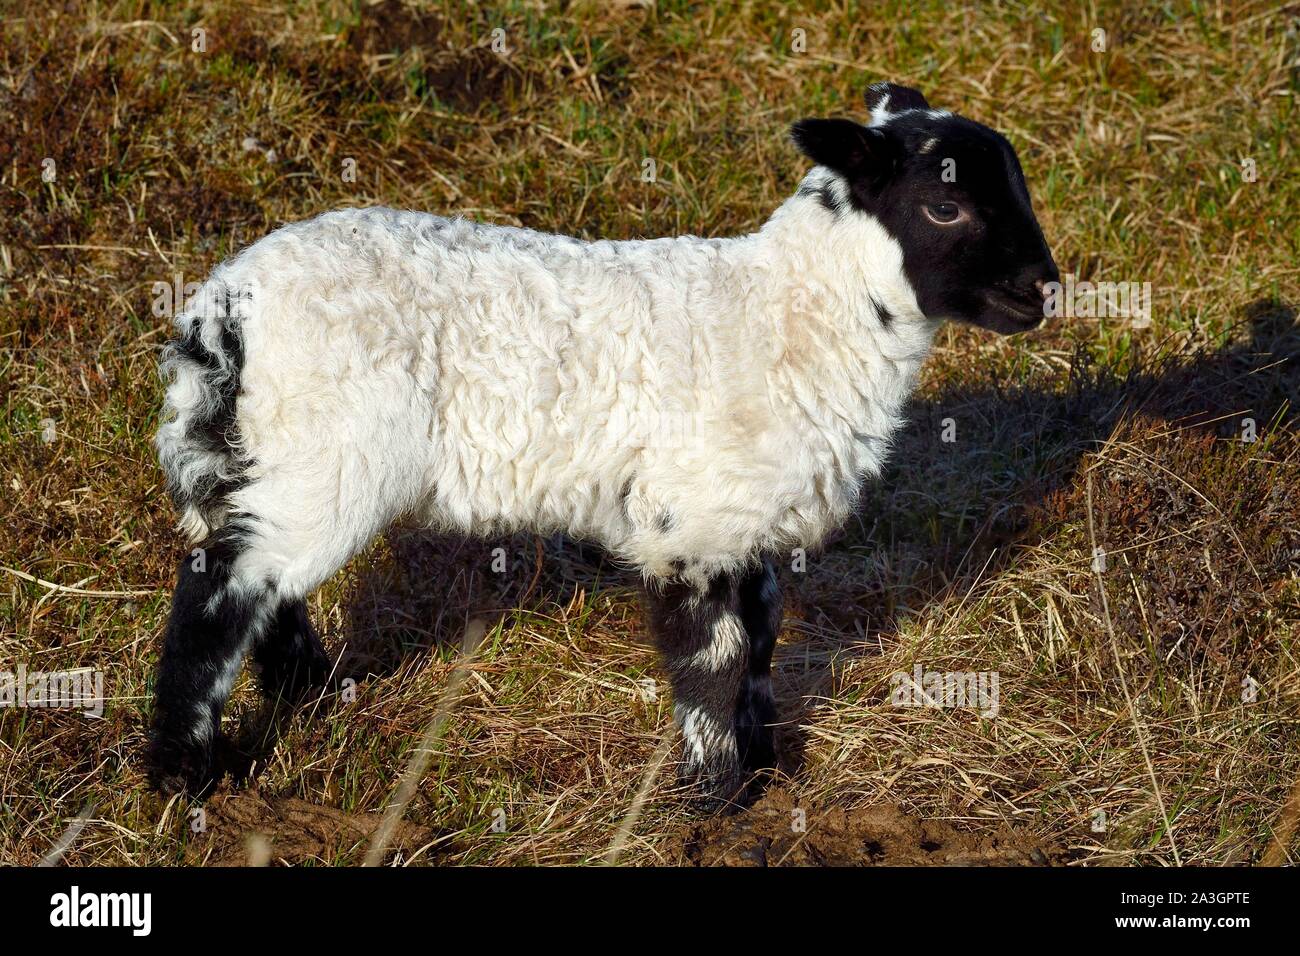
337 532 631 677
776 297 1299 775
224 532 630 785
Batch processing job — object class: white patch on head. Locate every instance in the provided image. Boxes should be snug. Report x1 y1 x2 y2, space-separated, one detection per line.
919 137 939 154
868 95 951 129
869 95 894 127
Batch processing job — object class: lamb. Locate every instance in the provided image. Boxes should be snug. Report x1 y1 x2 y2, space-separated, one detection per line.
147 82 1058 805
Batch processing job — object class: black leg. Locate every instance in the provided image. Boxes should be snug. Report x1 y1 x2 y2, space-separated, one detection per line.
736 557 781 775
147 526 271 795
251 599 331 703
644 573 749 807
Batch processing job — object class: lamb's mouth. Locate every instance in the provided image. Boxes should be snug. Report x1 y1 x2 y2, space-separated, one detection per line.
985 291 1045 326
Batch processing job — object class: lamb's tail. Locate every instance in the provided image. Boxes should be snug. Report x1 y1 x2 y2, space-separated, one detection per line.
155 275 251 543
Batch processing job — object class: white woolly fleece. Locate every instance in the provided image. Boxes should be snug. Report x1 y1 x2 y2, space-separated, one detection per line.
158 167 942 596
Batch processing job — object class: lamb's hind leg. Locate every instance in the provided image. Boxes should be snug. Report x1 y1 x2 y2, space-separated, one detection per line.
149 469 395 794
147 523 278 795
148 527 358 794
644 573 749 807
251 598 331 704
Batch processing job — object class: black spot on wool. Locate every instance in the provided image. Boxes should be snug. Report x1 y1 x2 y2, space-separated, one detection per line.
164 283 250 522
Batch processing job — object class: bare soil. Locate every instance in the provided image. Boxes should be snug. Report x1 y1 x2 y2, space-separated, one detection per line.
184 792 434 866
675 788 1071 867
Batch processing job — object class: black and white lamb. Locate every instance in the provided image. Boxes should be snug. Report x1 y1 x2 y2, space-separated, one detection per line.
148 83 1058 804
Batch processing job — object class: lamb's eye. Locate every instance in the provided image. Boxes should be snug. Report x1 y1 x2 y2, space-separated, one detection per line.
924 202 963 224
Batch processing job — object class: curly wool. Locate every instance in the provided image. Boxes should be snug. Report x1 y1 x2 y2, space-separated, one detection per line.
157 168 940 597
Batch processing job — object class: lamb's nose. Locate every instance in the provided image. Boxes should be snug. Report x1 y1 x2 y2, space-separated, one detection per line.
1033 264 1060 299
1018 259 1059 301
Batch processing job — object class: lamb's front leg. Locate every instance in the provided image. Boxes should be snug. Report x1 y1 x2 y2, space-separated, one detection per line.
736 558 781 776
644 573 749 807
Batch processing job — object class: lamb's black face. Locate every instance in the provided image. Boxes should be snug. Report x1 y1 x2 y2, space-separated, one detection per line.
792 85 1059 335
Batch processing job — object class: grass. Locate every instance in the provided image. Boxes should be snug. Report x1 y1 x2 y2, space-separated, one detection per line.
1 0 1297 866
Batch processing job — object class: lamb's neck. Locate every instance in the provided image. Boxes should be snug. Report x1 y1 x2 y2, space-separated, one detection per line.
746 176 941 460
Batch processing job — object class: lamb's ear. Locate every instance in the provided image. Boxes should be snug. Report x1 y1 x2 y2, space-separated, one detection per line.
864 82 930 121
790 119 892 179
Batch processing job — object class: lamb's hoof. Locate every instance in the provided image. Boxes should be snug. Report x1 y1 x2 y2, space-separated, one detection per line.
146 734 218 798
680 762 750 815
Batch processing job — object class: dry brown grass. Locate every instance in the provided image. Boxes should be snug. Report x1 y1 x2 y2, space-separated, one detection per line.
1 0 1297 865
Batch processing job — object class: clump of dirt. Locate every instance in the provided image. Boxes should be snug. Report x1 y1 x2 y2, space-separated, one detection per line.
204 0 527 114
184 792 433 866
418 47 526 112
676 788 1067 866
347 0 443 55
347 0 533 111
